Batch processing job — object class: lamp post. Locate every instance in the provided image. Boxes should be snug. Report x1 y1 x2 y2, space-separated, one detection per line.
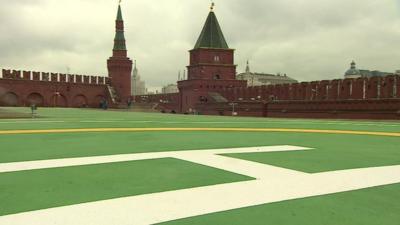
229 102 238 116
54 91 60 107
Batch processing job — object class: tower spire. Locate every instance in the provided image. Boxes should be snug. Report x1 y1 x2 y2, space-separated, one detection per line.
246 60 250 73
132 60 139 77
108 2 133 103
113 3 127 55
117 3 123 21
194 4 229 49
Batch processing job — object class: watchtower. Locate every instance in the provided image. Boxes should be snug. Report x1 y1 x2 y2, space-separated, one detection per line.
178 3 247 112
107 3 133 103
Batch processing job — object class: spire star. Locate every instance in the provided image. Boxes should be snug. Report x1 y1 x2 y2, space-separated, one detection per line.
210 2 215 11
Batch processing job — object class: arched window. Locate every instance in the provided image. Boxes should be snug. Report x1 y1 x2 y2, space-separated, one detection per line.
214 55 220 62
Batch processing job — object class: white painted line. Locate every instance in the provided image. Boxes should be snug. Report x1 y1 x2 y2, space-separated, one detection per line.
0 153 399 225
174 154 306 179
79 121 121 123
0 121 65 124
0 145 310 173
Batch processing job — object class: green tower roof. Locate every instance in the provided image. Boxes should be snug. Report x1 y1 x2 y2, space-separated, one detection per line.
113 32 126 50
113 4 126 51
194 11 229 49
116 5 123 21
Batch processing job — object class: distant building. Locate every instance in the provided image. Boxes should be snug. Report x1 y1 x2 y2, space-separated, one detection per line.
236 61 298 86
131 61 147 96
162 84 179 94
344 61 394 79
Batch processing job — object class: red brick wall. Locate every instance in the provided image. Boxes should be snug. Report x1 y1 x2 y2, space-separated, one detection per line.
0 79 109 107
366 77 379 99
317 80 329 100
339 79 352 100
193 99 400 120
129 74 400 119
328 80 340 100
0 69 111 108
381 76 396 99
396 76 400 98
107 57 132 102
188 48 236 80
178 79 246 113
266 99 400 120
351 78 364 99
196 101 265 117
23 71 31 80
134 93 180 112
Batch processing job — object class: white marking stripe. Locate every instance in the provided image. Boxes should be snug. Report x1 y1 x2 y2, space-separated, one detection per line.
0 145 309 173
0 146 400 225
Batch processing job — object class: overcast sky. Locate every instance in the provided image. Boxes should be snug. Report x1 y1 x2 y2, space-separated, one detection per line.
1 0 399 91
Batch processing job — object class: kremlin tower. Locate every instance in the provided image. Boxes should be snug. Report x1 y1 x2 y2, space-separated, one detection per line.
107 3 133 103
178 3 247 112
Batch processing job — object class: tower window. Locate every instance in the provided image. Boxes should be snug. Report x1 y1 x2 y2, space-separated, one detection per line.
214 74 221 80
214 56 220 62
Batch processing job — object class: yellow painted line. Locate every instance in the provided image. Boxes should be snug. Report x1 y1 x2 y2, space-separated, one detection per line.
0 128 399 137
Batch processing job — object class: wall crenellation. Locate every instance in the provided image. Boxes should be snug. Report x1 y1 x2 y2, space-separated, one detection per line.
1 69 110 85
134 75 400 104
215 75 400 102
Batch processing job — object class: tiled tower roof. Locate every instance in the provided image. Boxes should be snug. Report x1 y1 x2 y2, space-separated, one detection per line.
116 4 123 21
194 11 229 49
113 5 126 51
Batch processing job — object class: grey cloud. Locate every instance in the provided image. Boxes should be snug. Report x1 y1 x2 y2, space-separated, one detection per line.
0 0 399 90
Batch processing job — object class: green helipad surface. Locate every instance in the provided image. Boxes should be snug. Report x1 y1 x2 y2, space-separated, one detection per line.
0 158 251 216
158 183 400 225
0 107 399 224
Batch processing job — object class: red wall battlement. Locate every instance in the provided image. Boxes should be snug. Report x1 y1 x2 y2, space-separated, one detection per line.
0 69 112 108
195 99 400 119
1 69 110 85
217 75 400 102
137 75 399 119
266 99 400 120
134 93 180 112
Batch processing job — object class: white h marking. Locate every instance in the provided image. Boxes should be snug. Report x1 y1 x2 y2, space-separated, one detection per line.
0 145 399 225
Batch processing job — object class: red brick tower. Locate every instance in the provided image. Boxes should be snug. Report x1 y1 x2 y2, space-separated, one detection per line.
107 3 133 103
178 4 247 113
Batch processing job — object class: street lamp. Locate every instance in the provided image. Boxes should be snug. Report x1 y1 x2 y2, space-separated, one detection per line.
54 91 60 107
229 102 238 116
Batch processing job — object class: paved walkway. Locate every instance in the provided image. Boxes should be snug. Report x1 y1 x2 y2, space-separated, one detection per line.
1 145 400 225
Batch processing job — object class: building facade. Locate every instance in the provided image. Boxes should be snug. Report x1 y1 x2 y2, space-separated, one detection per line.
345 61 394 79
162 84 179 94
131 61 147 96
237 61 298 86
